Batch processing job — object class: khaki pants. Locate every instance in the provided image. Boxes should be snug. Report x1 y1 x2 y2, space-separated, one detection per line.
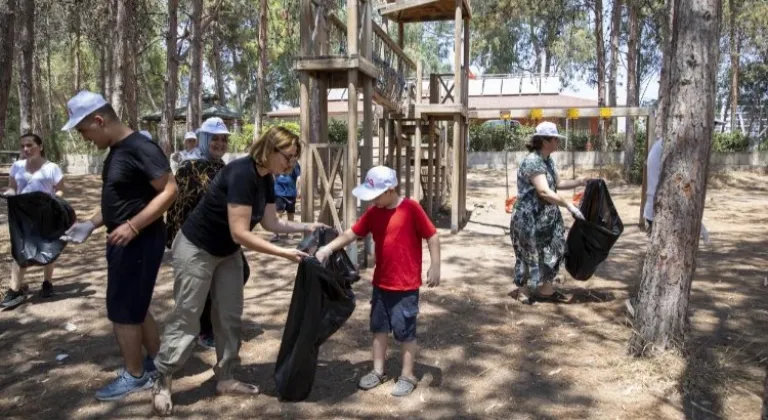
154 232 244 380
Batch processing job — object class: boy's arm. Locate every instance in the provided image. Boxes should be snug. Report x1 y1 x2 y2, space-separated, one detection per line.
426 233 441 287
315 228 359 263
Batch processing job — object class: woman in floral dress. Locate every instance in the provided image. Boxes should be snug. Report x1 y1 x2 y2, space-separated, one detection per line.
510 122 587 304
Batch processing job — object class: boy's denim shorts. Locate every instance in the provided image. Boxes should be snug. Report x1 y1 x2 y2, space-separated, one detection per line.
370 286 419 342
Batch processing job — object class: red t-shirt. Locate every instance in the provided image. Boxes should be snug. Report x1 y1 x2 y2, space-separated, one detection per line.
352 198 437 291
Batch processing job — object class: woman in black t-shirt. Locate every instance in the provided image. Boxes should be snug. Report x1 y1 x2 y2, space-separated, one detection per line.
152 127 325 415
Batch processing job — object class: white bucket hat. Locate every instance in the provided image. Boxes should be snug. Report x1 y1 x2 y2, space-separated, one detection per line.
352 166 398 201
532 121 566 140
61 90 109 131
184 131 198 141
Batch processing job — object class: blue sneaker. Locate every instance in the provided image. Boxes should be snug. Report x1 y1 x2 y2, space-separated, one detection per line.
95 369 152 401
143 356 158 379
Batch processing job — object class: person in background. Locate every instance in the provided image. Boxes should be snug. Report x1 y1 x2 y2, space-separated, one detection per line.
270 162 301 242
151 127 325 416
510 121 586 305
60 90 178 401
315 165 441 397
1 133 65 308
164 117 248 350
173 131 202 163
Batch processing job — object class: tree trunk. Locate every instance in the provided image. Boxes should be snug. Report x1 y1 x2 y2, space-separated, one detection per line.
623 1 639 178
654 0 675 141
18 0 34 135
254 0 268 139
0 0 16 150
728 0 739 133
187 0 203 132
594 0 607 149
608 0 622 109
210 27 227 106
125 6 138 128
762 368 768 420
161 0 179 155
73 8 82 92
628 0 721 356
112 0 128 121
106 0 117 101
45 13 58 160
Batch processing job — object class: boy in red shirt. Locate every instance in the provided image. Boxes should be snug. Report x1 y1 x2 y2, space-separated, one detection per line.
316 165 440 397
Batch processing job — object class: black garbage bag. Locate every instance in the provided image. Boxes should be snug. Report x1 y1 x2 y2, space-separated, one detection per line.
274 228 359 402
2 192 76 268
296 227 360 288
565 179 623 280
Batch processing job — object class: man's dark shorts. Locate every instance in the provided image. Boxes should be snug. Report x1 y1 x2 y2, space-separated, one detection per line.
106 220 166 324
370 286 419 342
276 196 296 214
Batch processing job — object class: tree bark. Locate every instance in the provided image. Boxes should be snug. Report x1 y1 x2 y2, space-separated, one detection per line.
728 0 739 133
762 367 768 420
187 0 203 132
45 13 58 160
210 25 227 106
628 0 722 356
161 0 179 155
0 0 16 150
594 0 607 149
254 0 268 139
73 7 82 92
18 0 34 135
654 0 675 141
608 0 622 109
113 0 128 121
106 0 117 101
623 1 639 178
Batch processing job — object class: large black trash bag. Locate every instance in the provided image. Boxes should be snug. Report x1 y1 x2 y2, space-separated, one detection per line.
2 192 76 268
565 179 623 280
274 229 359 402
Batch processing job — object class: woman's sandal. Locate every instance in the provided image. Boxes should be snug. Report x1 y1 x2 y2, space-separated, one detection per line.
215 380 260 396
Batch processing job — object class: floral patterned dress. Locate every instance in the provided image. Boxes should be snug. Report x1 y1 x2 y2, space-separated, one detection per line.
510 152 565 289
165 159 225 249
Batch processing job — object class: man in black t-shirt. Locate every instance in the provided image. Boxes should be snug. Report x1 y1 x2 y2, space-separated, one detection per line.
61 91 178 401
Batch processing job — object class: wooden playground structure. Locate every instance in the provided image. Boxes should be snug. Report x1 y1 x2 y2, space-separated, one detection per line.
296 0 472 264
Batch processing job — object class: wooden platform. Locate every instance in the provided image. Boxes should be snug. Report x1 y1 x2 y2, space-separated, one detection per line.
294 56 378 80
378 0 472 22
415 103 468 119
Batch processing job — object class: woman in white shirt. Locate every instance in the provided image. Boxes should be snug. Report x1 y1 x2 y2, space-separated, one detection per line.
1 133 64 308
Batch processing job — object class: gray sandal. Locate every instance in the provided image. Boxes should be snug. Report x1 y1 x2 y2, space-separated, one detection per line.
358 370 388 390
391 376 417 397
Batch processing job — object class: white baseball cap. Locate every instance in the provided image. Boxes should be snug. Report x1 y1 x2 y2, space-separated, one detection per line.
184 131 197 140
532 121 566 139
61 90 109 131
352 166 398 201
197 117 230 135
139 130 152 140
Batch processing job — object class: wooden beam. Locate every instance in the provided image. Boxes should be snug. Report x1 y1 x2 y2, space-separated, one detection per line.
414 60 423 202
427 118 435 216
416 103 468 117
451 115 460 233
294 57 378 80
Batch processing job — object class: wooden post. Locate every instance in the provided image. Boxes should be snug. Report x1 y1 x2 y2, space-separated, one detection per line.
427 119 435 216
405 141 412 197
378 116 386 166
414 61 423 201
387 118 396 167
361 0 373 268
299 0 312 226
639 109 656 228
345 0 359 263
462 14 470 226
395 121 402 194
454 0 462 108
451 116 460 233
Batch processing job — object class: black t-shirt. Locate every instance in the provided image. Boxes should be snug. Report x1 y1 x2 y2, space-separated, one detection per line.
101 132 171 232
182 156 276 257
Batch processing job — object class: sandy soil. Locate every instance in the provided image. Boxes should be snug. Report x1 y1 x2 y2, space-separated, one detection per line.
0 168 766 419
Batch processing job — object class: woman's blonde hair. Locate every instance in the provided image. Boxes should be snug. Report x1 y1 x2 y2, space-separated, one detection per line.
248 126 302 167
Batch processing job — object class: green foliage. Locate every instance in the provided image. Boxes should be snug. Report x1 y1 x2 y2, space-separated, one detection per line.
468 122 534 152
228 121 301 153
712 131 750 152
327 119 363 144
629 129 647 185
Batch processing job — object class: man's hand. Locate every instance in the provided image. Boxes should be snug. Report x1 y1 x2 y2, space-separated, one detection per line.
280 247 310 263
426 264 440 287
107 222 139 247
61 221 96 244
315 245 332 264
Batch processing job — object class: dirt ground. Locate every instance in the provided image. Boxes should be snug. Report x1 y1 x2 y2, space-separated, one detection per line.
0 168 766 419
